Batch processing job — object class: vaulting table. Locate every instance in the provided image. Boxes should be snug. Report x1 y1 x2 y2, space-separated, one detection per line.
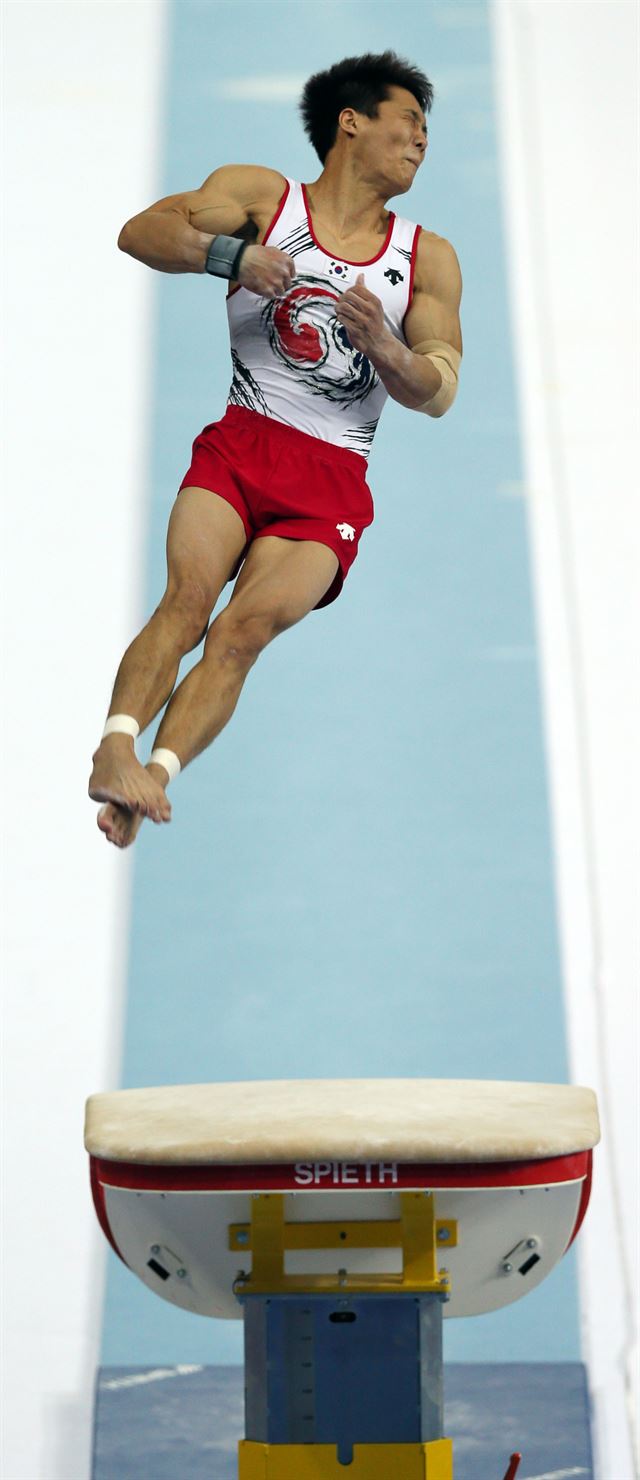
86 1077 600 1478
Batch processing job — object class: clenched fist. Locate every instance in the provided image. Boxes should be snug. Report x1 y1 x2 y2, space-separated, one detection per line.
335 273 390 360
236 244 296 298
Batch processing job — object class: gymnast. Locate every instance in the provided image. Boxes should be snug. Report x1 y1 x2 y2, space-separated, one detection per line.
89 50 463 847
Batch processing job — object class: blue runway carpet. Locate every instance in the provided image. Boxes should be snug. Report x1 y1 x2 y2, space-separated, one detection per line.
92 1362 593 1478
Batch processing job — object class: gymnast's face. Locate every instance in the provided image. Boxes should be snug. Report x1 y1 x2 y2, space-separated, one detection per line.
341 85 428 196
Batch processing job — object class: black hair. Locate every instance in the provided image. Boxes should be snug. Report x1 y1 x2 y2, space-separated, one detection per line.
299 50 434 164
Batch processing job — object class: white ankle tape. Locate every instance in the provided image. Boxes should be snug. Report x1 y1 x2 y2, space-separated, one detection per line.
102 714 140 740
150 748 181 783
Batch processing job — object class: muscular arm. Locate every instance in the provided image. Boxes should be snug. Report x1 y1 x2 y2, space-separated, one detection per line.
117 194 216 274
335 232 463 416
117 163 295 295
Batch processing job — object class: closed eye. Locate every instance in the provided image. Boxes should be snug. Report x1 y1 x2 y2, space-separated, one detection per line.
404 110 428 139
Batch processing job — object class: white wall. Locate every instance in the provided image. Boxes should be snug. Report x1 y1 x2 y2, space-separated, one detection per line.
492 3 639 1476
1 4 166 1476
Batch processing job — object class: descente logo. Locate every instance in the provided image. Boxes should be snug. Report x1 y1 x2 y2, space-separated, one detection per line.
294 1162 399 1186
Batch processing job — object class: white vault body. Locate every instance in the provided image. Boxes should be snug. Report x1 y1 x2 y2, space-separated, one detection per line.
86 1077 599 1321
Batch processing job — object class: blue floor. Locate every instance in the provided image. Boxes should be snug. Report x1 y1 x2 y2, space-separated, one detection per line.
93 1364 594 1479
100 0 579 1374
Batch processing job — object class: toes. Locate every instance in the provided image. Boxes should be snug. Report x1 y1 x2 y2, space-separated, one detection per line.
138 789 171 823
148 783 171 821
157 793 172 822
111 823 132 848
98 802 131 847
97 805 114 837
95 778 165 843
130 786 170 821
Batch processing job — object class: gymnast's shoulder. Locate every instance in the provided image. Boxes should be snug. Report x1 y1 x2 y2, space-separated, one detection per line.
412 229 462 305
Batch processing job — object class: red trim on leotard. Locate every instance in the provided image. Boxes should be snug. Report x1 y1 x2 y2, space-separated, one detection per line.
262 177 291 245
402 222 423 332
301 183 396 266
227 177 291 299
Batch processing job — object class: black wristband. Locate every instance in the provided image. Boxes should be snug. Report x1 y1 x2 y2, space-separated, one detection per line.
230 239 248 282
204 235 249 281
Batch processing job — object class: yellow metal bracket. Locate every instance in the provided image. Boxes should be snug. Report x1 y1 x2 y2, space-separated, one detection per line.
238 1438 454 1478
230 1193 457 1297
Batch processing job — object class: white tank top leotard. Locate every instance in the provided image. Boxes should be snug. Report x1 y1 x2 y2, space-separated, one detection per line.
226 178 422 460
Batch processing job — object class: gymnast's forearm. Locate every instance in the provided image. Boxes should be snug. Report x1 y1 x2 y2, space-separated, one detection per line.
117 208 213 274
371 335 443 411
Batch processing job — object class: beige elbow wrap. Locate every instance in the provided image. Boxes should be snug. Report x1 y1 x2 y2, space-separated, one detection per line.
412 339 461 416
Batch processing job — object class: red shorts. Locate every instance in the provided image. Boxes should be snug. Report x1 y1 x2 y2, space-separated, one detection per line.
179 406 374 608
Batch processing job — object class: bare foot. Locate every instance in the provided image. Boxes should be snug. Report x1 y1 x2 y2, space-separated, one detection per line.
89 734 171 822
96 760 173 848
97 801 145 849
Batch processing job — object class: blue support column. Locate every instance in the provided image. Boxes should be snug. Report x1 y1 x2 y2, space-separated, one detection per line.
242 1293 445 1463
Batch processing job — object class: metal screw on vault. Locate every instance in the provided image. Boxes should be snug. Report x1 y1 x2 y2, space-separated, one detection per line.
526 1238 538 1249
176 1268 187 1279
236 1230 249 1245
502 1262 513 1274
437 1228 450 1242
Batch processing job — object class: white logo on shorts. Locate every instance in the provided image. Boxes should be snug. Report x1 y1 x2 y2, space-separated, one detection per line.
336 522 356 542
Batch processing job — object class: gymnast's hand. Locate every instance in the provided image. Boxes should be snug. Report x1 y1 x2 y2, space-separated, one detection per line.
335 273 391 360
236 244 296 298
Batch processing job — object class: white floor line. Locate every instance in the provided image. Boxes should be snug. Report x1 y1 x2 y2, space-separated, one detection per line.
99 1365 204 1391
521 1469 589 1480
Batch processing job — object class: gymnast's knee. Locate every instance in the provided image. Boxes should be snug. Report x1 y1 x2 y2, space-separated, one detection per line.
156 581 214 653
204 607 282 669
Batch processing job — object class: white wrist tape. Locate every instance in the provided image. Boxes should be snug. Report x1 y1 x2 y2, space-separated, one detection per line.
149 748 181 783
102 714 140 740
412 339 461 418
